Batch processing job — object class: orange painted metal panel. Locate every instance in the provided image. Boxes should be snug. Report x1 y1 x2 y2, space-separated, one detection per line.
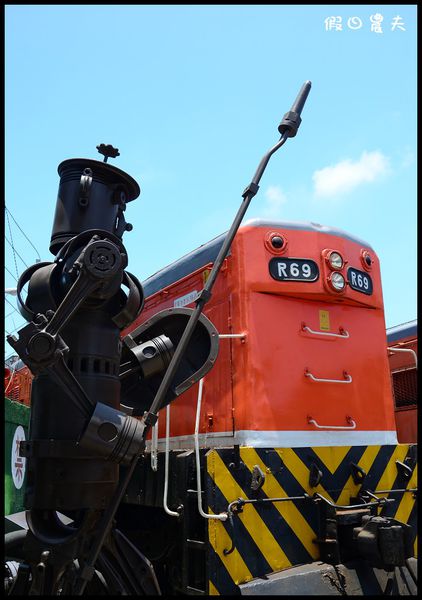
229 224 395 435
125 221 396 442
394 407 417 443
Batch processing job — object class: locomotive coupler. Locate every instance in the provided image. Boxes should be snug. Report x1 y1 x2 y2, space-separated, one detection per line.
353 514 414 570
312 491 414 572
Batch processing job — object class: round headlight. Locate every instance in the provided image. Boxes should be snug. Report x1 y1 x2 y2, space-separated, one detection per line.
329 251 344 270
330 272 346 291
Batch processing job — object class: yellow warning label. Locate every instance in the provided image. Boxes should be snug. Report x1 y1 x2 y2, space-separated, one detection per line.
203 269 211 284
319 310 330 331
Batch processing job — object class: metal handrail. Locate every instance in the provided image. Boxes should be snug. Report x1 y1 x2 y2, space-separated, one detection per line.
308 415 356 430
302 324 349 339
163 405 180 517
219 333 246 339
305 369 352 384
150 417 159 472
151 334 245 518
387 347 418 369
194 378 228 521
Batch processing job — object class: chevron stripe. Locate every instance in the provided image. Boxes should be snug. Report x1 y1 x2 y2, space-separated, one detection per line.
209 451 291 572
206 444 417 594
208 507 252 586
206 472 272 577
279 446 396 507
293 445 370 502
377 446 417 534
373 444 409 491
312 445 352 473
240 448 318 560
361 445 398 492
335 444 382 506
395 465 417 524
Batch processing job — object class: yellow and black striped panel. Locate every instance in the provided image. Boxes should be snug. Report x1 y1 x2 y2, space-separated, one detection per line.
206 444 417 596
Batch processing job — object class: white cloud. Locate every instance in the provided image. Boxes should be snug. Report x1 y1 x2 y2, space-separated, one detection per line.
312 151 390 198
262 185 287 217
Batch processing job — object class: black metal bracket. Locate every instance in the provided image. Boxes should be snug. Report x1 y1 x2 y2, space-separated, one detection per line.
250 465 266 491
142 411 159 428
79 168 93 207
350 462 367 485
309 462 323 487
195 288 212 306
241 181 259 199
396 460 414 480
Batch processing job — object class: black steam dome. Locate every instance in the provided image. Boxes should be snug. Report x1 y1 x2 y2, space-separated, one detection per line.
50 145 140 255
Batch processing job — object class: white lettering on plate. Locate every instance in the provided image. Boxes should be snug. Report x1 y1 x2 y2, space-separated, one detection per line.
278 263 288 278
174 290 198 308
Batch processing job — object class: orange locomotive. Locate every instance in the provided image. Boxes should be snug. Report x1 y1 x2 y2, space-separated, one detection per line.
117 218 417 595
124 218 397 450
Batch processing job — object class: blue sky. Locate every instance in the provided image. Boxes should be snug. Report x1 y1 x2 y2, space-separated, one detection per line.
5 5 417 358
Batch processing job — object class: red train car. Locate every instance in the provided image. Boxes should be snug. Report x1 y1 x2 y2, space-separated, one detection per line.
4 359 33 406
387 320 417 443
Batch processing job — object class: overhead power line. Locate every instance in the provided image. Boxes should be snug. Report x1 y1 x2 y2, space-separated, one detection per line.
5 206 41 262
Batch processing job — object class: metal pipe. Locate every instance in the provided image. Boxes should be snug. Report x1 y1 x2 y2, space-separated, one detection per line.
163 405 179 518
194 379 227 521
151 417 159 472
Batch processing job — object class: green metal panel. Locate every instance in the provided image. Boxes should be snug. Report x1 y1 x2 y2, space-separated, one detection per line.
5 398 30 521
